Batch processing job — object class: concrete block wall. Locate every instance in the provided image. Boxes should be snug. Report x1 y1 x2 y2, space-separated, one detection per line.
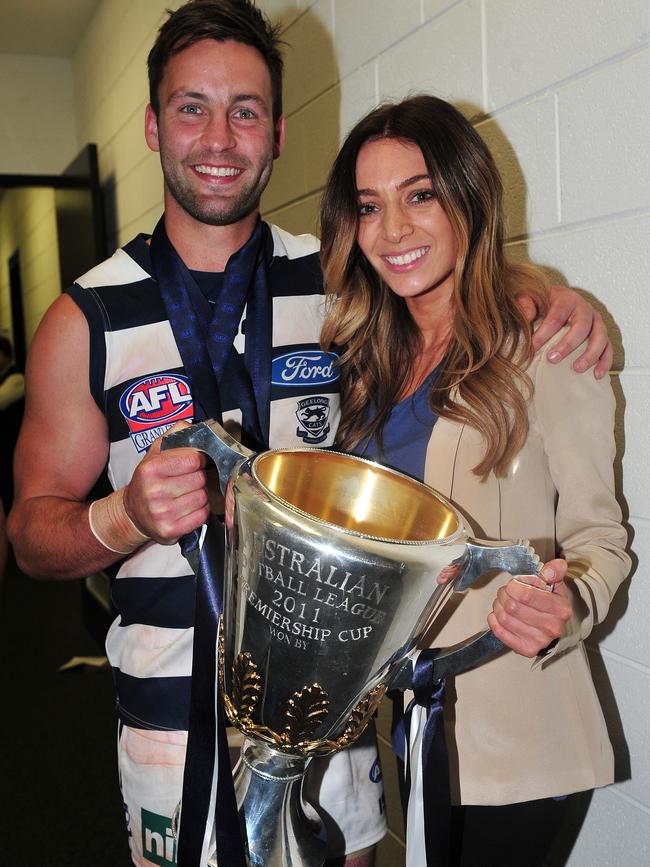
0 54 77 342
5 0 645 863
258 3 650 864
0 188 62 346
0 54 78 175
70 0 182 253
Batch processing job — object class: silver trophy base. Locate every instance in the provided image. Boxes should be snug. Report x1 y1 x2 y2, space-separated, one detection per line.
232 741 327 867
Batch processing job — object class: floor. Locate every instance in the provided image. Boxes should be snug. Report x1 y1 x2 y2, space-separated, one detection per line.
0 553 407 867
0 556 131 866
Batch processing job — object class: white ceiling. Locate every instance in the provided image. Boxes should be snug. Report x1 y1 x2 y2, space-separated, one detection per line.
0 0 102 57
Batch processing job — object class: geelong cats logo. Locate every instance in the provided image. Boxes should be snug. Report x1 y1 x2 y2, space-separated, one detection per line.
295 396 331 445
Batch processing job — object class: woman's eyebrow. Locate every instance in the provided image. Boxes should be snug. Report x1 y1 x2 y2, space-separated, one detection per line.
356 174 433 197
396 173 432 190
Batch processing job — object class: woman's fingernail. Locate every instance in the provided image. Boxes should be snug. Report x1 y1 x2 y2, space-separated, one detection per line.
548 351 561 362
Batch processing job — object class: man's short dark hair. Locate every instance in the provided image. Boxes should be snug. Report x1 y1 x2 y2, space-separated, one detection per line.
148 0 284 121
0 336 13 359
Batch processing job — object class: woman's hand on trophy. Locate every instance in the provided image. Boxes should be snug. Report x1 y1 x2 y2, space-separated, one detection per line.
486 559 573 658
224 480 235 531
436 563 461 585
123 421 210 544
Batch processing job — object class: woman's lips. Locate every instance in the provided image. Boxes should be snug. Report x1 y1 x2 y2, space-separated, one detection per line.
381 245 430 271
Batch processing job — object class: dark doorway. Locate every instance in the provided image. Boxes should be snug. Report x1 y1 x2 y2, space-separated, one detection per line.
58 142 107 280
0 144 106 357
0 142 107 304
8 250 26 372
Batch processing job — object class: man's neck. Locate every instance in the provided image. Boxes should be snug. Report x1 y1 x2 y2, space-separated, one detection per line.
163 198 260 272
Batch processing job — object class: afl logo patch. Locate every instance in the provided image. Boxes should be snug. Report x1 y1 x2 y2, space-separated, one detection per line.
272 351 339 387
296 396 331 445
119 374 193 453
369 758 382 783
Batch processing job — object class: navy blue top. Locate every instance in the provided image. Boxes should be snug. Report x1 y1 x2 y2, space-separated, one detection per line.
355 366 442 481
189 269 225 304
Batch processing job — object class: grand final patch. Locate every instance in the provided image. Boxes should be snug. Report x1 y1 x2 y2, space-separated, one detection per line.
119 374 193 453
295 396 331 445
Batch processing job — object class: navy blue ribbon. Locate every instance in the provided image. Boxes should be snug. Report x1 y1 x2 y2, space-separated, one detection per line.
176 519 246 867
402 652 450 867
147 217 276 865
149 215 273 449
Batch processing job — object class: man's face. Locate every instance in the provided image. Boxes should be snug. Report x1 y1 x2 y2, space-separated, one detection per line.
145 39 284 226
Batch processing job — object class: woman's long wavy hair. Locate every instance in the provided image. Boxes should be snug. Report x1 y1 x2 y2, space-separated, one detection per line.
320 95 549 478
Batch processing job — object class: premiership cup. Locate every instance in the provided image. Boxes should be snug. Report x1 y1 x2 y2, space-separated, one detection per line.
163 421 540 867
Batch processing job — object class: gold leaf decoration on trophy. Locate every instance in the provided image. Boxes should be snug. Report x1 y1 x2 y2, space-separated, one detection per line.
335 684 387 749
217 618 225 692
282 683 330 746
219 638 387 757
229 652 262 722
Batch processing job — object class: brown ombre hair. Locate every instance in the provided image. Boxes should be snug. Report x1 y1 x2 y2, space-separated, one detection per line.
320 95 549 478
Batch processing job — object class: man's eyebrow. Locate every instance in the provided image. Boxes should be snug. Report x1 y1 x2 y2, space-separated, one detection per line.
166 90 268 108
167 89 208 104
232 93 266 105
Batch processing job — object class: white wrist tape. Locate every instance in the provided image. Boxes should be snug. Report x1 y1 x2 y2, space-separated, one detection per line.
88 487 150 555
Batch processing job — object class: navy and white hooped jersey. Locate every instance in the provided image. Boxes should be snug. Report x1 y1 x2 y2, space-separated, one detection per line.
68 224 340 732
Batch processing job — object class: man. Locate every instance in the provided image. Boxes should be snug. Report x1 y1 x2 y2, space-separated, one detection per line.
0 335 25 516
8 1 611 865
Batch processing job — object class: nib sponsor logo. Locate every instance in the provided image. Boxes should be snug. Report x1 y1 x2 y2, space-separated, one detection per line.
141 808 177 865
119 374 193 453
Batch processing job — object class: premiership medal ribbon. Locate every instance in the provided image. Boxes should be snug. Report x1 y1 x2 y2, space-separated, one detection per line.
149 214 273 448
149 216 275 866
176 519 246 867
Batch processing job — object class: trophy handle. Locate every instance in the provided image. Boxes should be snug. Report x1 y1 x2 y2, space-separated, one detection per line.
391 538 543 686
453 537 541 590
390 627 505 687
161 419 254 494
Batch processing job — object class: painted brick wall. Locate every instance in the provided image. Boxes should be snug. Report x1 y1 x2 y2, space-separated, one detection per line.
0 188 61 346
0 54 78 176
255 4 649 863
0 56 77 344
70 0 183 253
62 1 650 863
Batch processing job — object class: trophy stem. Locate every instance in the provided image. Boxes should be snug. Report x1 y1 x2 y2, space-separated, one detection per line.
233 741 327 867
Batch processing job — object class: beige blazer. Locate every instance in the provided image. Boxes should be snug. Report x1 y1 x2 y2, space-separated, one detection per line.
420 335 630 805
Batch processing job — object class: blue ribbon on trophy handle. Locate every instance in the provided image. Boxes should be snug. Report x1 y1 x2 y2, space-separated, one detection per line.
389 542 542 867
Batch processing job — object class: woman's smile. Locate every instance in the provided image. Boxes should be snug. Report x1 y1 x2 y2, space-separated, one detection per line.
381 244 431 270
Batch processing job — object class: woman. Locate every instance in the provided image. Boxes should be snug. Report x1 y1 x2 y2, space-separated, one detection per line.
319 96 629 867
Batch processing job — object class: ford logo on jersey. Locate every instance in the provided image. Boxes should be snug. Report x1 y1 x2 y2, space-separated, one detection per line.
271 350 339 386
119 374 194 453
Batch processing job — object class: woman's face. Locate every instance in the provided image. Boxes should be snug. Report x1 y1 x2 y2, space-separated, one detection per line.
355 137 458 308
